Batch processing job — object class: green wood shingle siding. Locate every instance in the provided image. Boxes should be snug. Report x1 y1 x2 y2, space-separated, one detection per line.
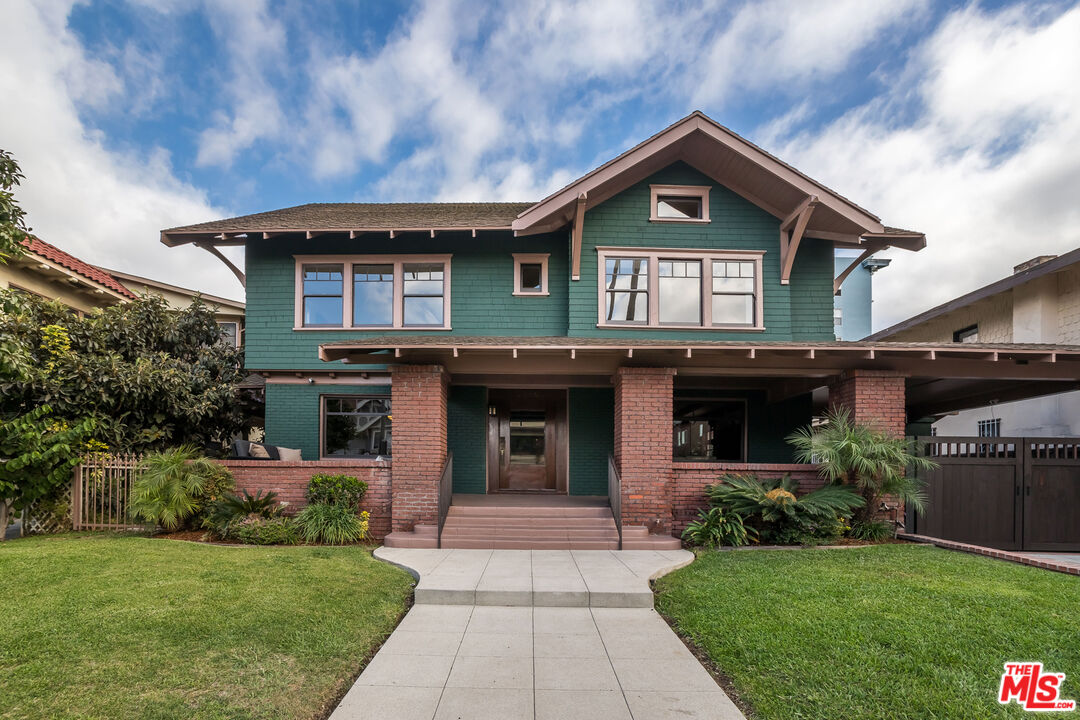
448 385 487 494
569 162 834 341
568 387 614 496
244 232 569 371
264 383 390 461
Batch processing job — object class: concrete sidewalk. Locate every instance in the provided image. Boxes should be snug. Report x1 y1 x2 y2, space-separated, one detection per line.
327 548 746 719
330 605 745 720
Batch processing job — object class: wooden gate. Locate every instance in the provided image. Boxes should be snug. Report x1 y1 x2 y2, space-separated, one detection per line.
72 453 146 531
910 437 1080 552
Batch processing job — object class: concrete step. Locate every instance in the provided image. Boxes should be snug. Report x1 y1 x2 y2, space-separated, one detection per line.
441 517 620 529
447 505 613 518
439 538 621 550
440 531 620 543
382 524 438 548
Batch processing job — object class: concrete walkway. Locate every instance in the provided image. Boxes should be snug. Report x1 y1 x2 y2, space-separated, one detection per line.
375 547 694 607
328 549 746 719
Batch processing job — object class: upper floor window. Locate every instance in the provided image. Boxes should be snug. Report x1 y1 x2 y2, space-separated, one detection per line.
649 185 710 223
597 247 764 330
513 253 549 296
217 321 240 348
954 324 979 343
295 255 451 330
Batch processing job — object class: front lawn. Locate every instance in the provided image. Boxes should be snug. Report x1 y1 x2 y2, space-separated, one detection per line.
0 534 413 720
655 544 1080 720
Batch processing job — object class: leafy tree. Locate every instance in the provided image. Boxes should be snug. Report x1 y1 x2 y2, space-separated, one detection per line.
0 149 28 263
0 290 247 452
787 406 936 530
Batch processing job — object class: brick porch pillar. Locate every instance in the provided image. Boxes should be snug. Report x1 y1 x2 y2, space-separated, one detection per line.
614 367 676 535
389 364 449 532
827 369 907 437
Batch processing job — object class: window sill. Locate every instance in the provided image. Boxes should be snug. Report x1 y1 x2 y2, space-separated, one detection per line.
294 326 453 331
595 323 766 332
512 291 550 297
648 217 711 224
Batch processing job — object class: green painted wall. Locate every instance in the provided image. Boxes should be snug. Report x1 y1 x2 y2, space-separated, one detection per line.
569 387 614 496
448 385 487 493
264 383 390 461
244 232 569 371
570 162 834 341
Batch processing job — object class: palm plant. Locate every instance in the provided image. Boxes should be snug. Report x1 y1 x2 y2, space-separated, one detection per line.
682 506 756 548
130 446 220 531
786 407 936 529
205 489 279 538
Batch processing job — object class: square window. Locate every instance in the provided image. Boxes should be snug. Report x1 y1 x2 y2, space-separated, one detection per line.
513 254 549 296
520 263 543 292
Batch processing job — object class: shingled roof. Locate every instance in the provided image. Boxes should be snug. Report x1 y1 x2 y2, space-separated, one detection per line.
21 236 136 299
163 202 533 237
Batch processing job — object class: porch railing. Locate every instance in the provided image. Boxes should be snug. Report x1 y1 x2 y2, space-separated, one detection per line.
607 454 622 549
437 452 454 548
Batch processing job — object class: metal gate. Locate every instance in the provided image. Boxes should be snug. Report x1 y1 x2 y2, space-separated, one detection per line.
910 437 1080 552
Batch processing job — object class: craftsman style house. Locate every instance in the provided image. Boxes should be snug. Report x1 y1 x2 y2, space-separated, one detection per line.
162 112 1080 549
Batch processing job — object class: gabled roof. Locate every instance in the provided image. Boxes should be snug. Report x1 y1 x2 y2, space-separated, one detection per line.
161 202 533 246
100 266 245 310
20 236 136 300
867 247 1080 340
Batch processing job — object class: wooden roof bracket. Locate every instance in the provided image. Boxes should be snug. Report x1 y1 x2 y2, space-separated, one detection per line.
833 246 876 295
779 195 818 285
571 192 587 281
195 242 246 288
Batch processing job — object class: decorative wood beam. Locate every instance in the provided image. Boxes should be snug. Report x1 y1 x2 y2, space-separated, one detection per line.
389 230 397 239
779 196 818 285
833 247 876 295
571 192 587 280
430 229 436 238
195 242 245 288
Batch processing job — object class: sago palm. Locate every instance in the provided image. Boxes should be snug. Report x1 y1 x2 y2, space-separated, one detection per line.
786 407 936 528
130 445 218 530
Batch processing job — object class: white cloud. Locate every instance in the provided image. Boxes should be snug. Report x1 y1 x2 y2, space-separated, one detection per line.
0 0 243 301
763 4 1080 331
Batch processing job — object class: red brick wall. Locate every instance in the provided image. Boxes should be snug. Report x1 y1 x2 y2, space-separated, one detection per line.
828 369 906 438
614 366 676 534
389 364 449 532
672 463 822 534
221 459 393 539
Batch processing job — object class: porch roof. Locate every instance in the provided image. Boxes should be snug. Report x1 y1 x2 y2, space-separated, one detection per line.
318 336 1080 417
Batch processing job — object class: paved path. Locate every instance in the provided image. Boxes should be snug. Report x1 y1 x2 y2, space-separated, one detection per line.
375 548 694 607
328 549 746 719
1017 552 1080 571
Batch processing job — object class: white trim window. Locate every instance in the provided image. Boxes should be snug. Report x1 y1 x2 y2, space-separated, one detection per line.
512 253 549 296
596 247 764 330
217 321 241 348
294 254 452 330
649 185 711 223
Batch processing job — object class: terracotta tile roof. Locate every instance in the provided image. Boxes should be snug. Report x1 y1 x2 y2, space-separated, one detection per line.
163 202 535 235
21 236 136 299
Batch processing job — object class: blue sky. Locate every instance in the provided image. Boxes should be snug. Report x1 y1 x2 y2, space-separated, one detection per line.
3 0 1080 328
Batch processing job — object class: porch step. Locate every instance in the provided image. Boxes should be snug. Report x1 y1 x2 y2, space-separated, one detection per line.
440 501 620 550
383 524 438 549
620 525 683 550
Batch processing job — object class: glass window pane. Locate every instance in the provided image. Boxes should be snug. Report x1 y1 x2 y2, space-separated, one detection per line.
353 265 393 326
304 296 343 326
656 196 702 219
519 263 543 292
712 294 754 325
404 295 444 325
712 277 755 293
604 291 648 323
509 411 545 464
323 396 392 457
659 263 701 325
740 262 755 278
605 258 648 290
672 398 744 461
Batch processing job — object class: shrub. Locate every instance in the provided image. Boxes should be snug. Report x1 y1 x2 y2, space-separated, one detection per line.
306 474 367 509
205 489 280 538
295 504 369 545
682 506 755 548
233 515 299 545
190 464 235 527
850 519 894 542
706 474 864 545
130 446 223 531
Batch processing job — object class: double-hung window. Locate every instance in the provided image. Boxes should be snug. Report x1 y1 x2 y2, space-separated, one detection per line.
295 255 451 329
597 248 764 330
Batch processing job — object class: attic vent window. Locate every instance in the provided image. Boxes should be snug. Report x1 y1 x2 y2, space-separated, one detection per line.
650 185 710 224
512 253 549 296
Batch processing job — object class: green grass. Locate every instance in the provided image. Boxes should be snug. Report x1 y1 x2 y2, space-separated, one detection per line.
655 544 1080 720
0 534 413 720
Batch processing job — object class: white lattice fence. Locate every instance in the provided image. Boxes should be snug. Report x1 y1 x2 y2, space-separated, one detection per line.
72 453 147 531
22 484 73 535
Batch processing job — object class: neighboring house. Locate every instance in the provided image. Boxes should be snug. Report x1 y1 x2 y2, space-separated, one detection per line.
102 267 246 347
868 249 1080 436
833 250 890 340
1 236 136 311
161 111 1080 549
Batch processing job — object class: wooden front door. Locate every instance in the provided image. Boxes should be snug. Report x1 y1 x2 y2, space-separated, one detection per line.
487 389 567 492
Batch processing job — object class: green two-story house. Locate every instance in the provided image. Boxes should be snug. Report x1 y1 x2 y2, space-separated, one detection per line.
163 112 1074 549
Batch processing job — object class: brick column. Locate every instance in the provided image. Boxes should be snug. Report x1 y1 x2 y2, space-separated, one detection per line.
389 364 449 532
827 369 907 437
614 367 676 534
